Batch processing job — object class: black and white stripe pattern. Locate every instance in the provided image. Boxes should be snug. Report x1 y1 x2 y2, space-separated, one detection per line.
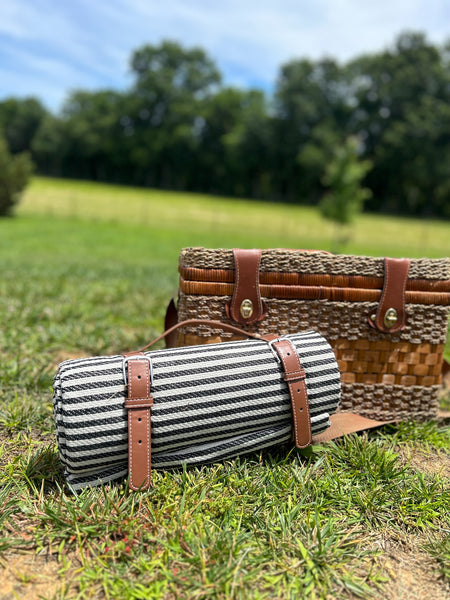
53 331 340 490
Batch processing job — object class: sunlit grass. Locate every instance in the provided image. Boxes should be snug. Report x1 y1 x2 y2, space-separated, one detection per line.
18 176 450 258
0 175 449 599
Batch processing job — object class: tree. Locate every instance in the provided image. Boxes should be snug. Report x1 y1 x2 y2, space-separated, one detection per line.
194 88 272 196
272 58 351 203
346 32 450 217
31 114 68 176
33 91 127 181
60 90 124 181
320 137 372 251
126 40 221 188
0 130 33 216
6 31 450 218
0 97 47 154
221 89 273 198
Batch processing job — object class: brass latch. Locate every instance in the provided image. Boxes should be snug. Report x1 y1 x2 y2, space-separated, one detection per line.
383 308 398 329
240 299 254 319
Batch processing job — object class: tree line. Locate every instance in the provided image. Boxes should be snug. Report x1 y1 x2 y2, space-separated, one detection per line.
1 31 449 218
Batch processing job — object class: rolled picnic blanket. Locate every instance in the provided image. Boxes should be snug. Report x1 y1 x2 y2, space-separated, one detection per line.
53 324 340 490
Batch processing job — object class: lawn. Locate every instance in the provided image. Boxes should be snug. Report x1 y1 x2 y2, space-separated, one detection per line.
0 176 449 599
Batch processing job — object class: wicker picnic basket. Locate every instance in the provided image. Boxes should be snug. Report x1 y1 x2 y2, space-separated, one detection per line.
172 248 450 423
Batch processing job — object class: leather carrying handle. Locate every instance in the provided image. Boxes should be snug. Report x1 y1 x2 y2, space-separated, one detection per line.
134 318 313 452
162 299 450 377
136 318 268 354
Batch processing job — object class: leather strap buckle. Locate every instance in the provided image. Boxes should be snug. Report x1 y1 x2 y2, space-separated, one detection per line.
123 355 153 386
267 337 286 363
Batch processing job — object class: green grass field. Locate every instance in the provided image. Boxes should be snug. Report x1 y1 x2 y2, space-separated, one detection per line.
0 176 449 599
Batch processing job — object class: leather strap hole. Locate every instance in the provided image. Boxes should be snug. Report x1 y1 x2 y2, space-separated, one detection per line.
287 352 291 356
138 440 142 444
137 375 141 379
138 417 142 422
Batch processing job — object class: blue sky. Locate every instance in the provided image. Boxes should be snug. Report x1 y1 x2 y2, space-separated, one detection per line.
0 0 449 113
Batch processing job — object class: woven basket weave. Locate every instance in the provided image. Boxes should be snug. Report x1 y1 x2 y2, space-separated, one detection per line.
175 248 450 422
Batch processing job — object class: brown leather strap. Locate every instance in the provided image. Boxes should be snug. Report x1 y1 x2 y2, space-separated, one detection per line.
369 257 410 333
123 352 153 490
227 249 266 324
135 319 267 353
271 339 312 448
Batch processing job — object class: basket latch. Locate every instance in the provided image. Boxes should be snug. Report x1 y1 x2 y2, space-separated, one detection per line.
226 248 266 325
368 257 410 334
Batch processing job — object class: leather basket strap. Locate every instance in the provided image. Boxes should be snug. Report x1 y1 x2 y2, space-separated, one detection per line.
227 248 266 324
369 257 410 333
271 339 312 448
123 352 153 491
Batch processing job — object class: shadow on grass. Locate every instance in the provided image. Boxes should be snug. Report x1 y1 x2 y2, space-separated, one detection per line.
22 445 66 492
20 420 448 496
21 441 323 496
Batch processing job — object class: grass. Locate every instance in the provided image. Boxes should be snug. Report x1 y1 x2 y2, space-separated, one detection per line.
0 176 449 599
18 176 450 258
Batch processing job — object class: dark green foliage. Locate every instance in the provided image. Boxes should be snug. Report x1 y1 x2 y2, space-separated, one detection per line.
0 130 33 216
346 32 450 218
272 57 350 203
3 32 450 218
0 96 47 154
32 91 124 180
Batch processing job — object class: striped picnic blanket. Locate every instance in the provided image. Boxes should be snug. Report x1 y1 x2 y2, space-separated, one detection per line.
53 331 340 490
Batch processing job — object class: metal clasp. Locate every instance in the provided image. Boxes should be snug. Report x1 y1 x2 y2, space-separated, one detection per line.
240 299 254 319
123 355 153 386
383 307 398 329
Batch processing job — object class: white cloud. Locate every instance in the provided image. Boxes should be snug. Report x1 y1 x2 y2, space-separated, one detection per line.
108 0 450 84
0 0 448 110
